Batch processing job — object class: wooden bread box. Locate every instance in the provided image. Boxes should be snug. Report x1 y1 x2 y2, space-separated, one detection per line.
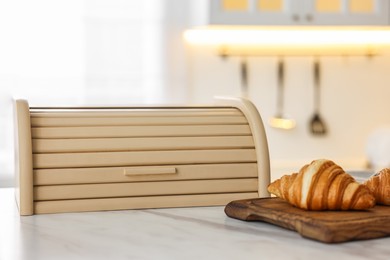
14 97 270 215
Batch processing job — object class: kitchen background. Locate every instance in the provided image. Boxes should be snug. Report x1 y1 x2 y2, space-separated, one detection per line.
1 0 390 187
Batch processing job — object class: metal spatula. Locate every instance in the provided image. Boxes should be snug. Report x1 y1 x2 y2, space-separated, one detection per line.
240 58 248 98
310 59 327 135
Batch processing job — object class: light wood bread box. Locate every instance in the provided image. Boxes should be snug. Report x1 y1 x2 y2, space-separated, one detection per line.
14 97 270 215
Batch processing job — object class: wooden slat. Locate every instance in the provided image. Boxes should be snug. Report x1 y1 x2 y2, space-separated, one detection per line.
31 107 234 110
34 192 259 214
30 116 247 127
33 163 258 185
34 178 258 201
33 149 257 169
30 108 242 118
32 136 255 153
31 125 252 139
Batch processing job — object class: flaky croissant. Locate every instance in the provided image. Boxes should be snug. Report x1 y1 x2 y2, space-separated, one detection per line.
363 168 390 205
268 159 375 210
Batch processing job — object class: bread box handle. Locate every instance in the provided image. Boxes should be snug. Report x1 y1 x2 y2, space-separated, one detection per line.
124 167 177 176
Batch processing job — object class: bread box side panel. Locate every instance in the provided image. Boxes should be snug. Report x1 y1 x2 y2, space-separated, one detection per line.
14 100 34 216
215 97 271 197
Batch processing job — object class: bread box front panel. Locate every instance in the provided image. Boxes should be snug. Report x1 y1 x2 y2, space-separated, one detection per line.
14 97 270 215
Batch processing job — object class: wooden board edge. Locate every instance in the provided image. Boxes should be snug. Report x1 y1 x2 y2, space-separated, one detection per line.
224 198 390 244
297 215 390 243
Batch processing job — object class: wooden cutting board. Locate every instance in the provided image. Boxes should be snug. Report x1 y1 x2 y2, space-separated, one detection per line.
224 197 390 243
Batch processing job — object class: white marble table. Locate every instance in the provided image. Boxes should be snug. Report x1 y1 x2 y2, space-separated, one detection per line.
1 188 389 260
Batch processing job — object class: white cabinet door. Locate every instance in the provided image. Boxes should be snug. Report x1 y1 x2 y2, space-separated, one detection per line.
302 0 389 25
209 0 301 25
208 0 389 25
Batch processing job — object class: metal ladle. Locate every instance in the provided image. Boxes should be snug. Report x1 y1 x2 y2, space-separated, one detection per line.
269 58 296 130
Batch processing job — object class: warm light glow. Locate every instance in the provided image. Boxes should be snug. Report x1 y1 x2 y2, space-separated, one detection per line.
183 26 390 46
269 117 296 130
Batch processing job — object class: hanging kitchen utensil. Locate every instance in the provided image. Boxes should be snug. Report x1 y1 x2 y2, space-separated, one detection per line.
240 58 248 98
269 58 296 130
309 58 327 135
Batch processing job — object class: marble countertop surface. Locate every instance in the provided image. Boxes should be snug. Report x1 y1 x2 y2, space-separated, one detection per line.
1 188 389 260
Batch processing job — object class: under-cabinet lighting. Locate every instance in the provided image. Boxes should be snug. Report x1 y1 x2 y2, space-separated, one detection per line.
269 117 296 130
183 26 390 46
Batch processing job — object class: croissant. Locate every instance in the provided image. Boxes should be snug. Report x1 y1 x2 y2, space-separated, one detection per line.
363 168 390 205
268 159 375 210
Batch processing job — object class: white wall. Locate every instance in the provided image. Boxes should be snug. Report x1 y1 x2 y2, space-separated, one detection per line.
0 0 86 102
187 45 390 177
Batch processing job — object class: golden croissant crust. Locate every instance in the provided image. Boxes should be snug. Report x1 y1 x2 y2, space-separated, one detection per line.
268 159 375 210
364 168 390 205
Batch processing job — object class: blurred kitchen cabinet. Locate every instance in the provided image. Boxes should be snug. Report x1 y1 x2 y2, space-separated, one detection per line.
208 0 389 25
210 0 299 25
304 0 389 25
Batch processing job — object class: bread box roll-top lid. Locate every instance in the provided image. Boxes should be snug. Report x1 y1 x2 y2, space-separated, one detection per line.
14 97 270 215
